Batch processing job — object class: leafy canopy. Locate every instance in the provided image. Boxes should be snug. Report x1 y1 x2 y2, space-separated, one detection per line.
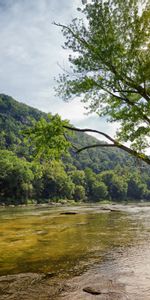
55 0 150 161
24 114 71 160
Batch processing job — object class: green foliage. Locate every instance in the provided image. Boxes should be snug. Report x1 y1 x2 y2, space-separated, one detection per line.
0 150 34 204
99 170 128 200
0 94 47 159
74 185 86 201
84 168 97 195
41 160 75 200
56 0 150 155
127 173 149 200
92 181 108 201
1 94 138 171
0 148 150 204
24 114 71 160
0 94 150 204
69 170 85 185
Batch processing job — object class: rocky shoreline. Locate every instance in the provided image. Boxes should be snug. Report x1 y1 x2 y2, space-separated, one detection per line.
0 272 68 300
0 241 150 300
0 271 126 300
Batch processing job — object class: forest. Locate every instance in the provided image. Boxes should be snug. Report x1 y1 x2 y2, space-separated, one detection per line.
0 94 150 205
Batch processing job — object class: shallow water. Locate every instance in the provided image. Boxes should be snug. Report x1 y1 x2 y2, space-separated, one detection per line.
0 205 150 279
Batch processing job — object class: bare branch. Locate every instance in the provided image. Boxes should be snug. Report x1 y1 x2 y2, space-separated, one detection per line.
64 125 116 143
53 22 91 50
64 125 150 165
76 143 116 153
113 89 138 94
63 133 79 151
109 63 150 103
79 75 150 124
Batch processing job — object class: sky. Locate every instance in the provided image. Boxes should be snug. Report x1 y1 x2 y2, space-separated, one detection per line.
0 0 118 141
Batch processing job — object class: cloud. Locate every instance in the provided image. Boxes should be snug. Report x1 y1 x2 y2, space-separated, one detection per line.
0 0 85 113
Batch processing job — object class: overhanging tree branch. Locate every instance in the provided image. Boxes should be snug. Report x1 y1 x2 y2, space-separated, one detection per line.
97 83 150 124
64 125 150 165
76 144 116 152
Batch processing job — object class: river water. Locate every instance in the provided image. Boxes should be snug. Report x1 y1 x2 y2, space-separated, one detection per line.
0 204 150 299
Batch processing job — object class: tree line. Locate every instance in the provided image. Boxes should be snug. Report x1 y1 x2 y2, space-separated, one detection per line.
1 149 150 205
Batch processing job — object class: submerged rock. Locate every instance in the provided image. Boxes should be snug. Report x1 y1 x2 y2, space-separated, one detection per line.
83 286 102 295
43 272 55 278
83 286 125 297
60 212 77 215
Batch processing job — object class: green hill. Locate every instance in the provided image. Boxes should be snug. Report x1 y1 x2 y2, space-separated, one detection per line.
0 94 47 158
0 93 133 171
0 94 150 204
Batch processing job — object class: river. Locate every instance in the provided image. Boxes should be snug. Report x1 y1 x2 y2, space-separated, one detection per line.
0 204 150 299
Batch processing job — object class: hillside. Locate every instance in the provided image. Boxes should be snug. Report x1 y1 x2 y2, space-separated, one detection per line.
0 93 133 172
0 94 47 158
0 94 150 204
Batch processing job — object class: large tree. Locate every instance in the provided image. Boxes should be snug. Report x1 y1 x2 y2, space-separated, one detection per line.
54 0 150 164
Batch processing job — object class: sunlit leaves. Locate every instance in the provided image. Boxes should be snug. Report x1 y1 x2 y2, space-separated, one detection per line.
24 114 72 160
56 0 150 154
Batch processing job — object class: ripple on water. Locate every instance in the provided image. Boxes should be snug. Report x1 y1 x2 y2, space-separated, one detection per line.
0 205 150 279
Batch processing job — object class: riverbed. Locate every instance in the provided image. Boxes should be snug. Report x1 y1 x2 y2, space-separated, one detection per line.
0 204 150 299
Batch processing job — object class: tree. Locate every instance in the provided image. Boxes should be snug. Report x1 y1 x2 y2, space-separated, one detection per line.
0 150 34 204
24 114 71 160
127 173 148 199
84 167 97 196
92 181 108 201
74 185 86 201
41 160 75 200
98 170 127 200
69 170 85 185
54 0 150 165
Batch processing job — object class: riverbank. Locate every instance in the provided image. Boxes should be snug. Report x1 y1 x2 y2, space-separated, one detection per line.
0 241 150 300
0 200 150 209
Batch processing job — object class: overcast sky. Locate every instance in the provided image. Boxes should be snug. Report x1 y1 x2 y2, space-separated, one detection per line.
0 0 118 140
